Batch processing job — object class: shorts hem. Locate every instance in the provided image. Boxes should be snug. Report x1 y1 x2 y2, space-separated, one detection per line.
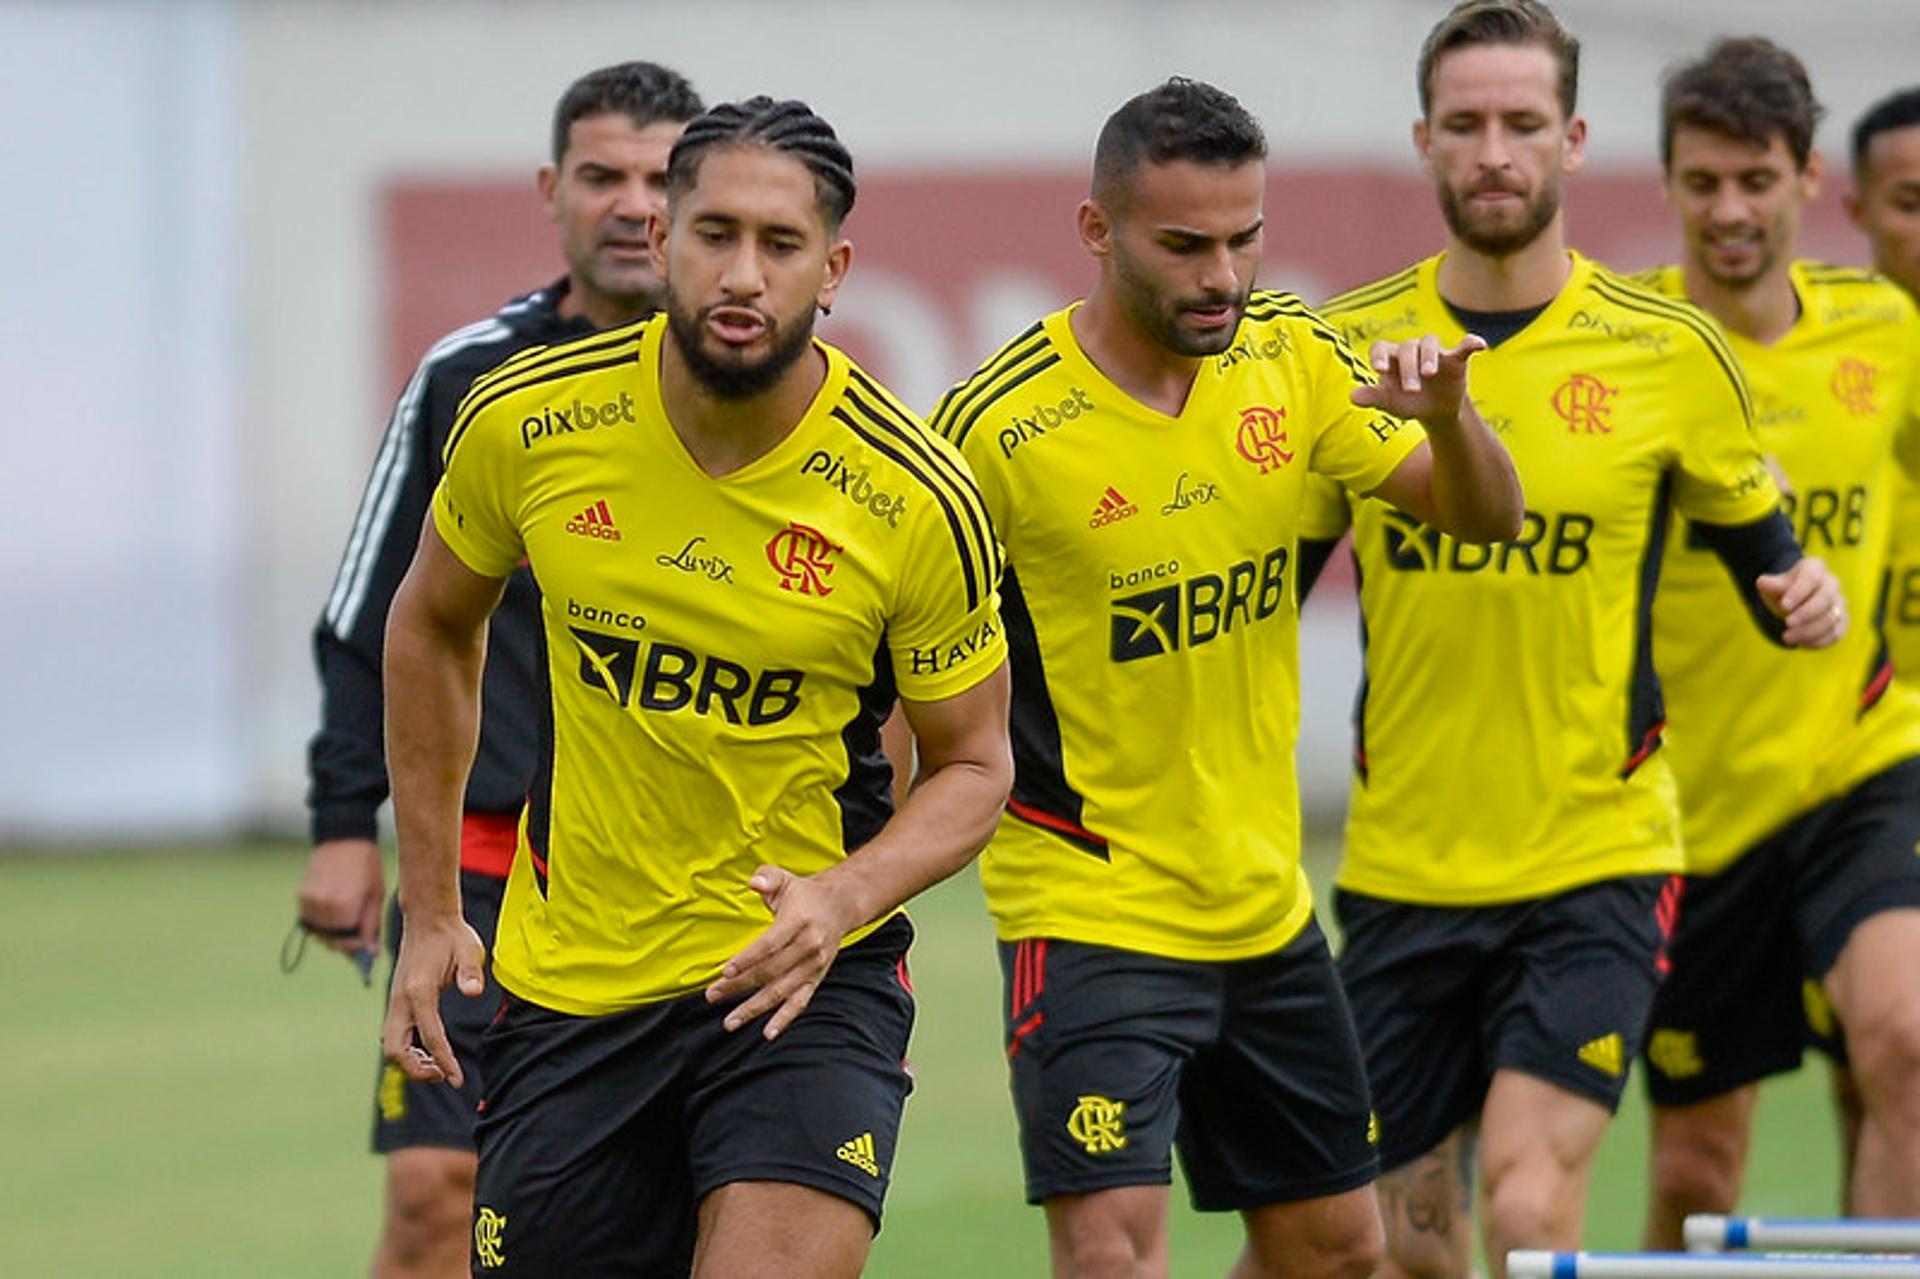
371 1133 477 1156
1496 1056 1629 1114
696 1162 886 1233
1025 1169 1174 1206
1188 1157 1380 1212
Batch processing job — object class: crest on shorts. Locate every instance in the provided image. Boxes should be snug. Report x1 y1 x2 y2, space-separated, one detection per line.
474 1206 507 1269
1066 1094 1128 1154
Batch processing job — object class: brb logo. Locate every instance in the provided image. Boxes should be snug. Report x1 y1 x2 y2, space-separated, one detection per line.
1831 359 1879 418
765 522 842 596
1234 405 1294 473
1108 545 1290 662
571 626 804 725
1383 508 1594 575
1553 374 1619 434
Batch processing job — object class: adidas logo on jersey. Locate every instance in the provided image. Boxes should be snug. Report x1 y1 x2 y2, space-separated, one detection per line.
836 1132 880 1177
1577 1032 1624 1077
1089 486 1139 528
566 499 622 541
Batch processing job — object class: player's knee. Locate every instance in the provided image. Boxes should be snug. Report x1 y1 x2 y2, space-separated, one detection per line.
1243 1194 1383 1279
1048 1203 1161 1279
382 1149 477 1265
1648 1118 1744 1213
1482 1162 1573 1248
1849 1006 1920 1114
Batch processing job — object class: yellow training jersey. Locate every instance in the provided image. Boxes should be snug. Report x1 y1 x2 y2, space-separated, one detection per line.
1641 263 1920 874
1306 252 1780 906
930 295 1424 960
1892 473 1920 683
434 315 1006 1014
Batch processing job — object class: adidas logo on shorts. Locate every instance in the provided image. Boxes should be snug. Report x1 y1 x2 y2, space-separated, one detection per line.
836 1131 880 1177
1577 1032 1624 1077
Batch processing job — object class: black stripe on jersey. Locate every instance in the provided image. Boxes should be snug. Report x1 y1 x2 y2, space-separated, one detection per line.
463 319 646 402
1289 301 1378 385
525 621 555 897
1351 551 1372 785
835 634 899 853
834 395 1000 612
1320 265 1422 317
1862 570 1896 714
444 351 638 466
845 367 1003 581
928 321 1046 430
1621 471 1674 779
1801 263 1881 287
1590 275 1755 426
999 566 1108 860
930 345 1062 451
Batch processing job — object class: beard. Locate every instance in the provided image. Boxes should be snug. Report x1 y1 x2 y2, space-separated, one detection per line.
1111 249 1251 358
665 295 818 400
1438 175 1562 258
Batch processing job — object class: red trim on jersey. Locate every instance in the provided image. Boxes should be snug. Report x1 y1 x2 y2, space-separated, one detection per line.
1620 719 1666 778
1005 798 1108 853
895 955 914 994
1861 658 1895 712
460 811 519 878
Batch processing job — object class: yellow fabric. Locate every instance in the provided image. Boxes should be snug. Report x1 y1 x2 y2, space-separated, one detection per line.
932 295 1422 958
434 315 1006 1013
1308 252 1780 905
1641 262 1920 873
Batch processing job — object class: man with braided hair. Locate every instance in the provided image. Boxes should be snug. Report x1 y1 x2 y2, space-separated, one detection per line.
381 95 1012 1275
298 60 701 1278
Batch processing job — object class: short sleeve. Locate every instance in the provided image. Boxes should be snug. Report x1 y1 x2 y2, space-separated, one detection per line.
1669 339 1782 525
1299 474 1354 541
431 389 527 577
1300 316 1427 496
1897 303 1920 481
886 440 1009 702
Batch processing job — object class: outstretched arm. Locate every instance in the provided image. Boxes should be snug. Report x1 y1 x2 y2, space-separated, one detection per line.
705 662 1013 1040
1362 334 1525 544
379 522 507 1087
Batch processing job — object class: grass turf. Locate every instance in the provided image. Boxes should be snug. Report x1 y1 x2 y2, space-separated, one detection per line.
0 843 1839 1275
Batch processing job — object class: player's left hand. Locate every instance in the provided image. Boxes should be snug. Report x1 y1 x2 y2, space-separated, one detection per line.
1351 333 1488 425
1761 555 1847 648
707 865 860 1040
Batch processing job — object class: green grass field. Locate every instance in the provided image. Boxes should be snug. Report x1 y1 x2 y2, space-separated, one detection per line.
0 842 1841 1276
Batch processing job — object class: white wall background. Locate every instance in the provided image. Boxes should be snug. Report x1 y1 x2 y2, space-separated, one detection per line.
3 0 1914 839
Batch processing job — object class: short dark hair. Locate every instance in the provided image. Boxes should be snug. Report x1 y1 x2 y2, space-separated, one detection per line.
1853 85 1920 177
1091 77 1266 209
550 61 704 164
1417 0 1580 120
1660 36 1823 171
665 96 857 231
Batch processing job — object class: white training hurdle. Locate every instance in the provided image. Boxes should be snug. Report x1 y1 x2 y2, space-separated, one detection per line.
1508 1250 1920 1278
1685 1218 1920 1254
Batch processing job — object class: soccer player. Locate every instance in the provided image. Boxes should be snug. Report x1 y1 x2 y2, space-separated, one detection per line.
380 97 1012 1276
296 61 701 1278
1295 5 1843 1276
1636 40 1920 1243
1848 88 1920 685
931 77 1523 1279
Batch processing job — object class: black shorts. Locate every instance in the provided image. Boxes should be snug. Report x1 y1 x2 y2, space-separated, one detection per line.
469 916 915 1276
999 919 1378 1211
1335 875 1671 1173
1643 756 1920 1106
370 867 505 1155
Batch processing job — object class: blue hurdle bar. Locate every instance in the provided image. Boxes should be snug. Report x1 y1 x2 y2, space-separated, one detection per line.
1686 1218 1920 1254
1508 1250 1920 1278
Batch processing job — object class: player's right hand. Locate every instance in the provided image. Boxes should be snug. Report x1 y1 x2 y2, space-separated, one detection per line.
297 838 385 959
381 916 486 1088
